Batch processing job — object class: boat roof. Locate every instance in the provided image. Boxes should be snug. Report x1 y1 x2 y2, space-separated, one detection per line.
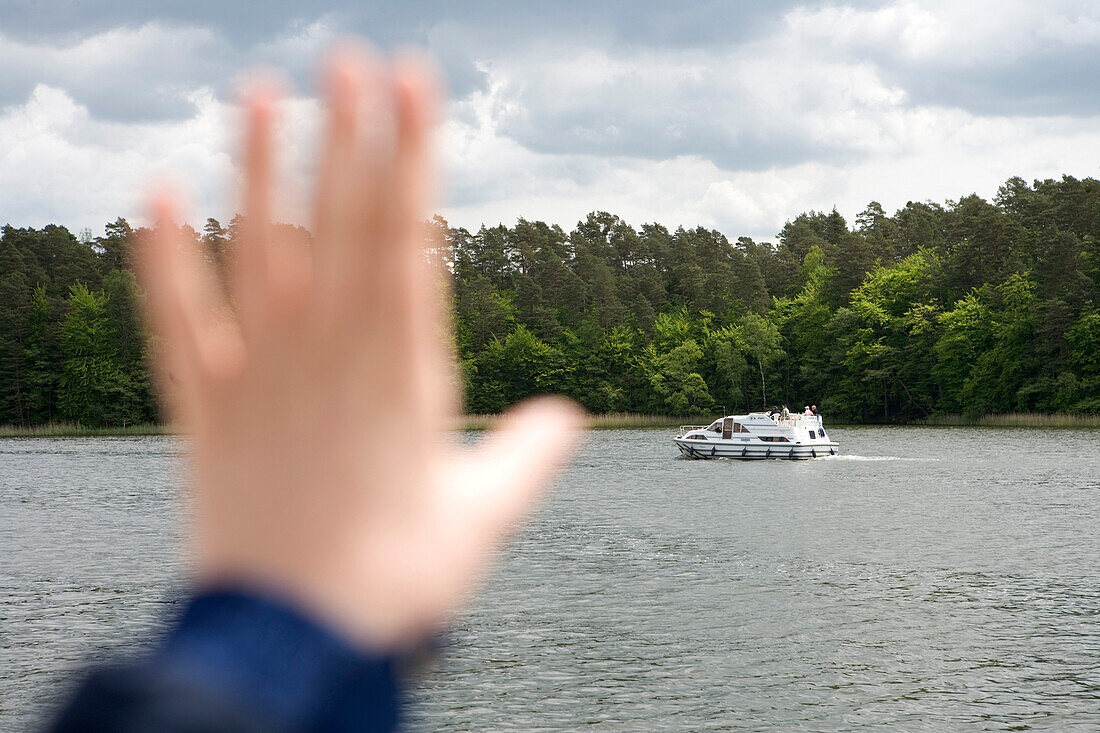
701 412 824 429
713 412 790 421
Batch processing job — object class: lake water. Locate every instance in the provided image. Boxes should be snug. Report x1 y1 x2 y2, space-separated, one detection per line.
1 427 1098 731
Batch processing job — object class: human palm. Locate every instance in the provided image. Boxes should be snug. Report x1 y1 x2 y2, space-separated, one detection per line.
140 48 582 648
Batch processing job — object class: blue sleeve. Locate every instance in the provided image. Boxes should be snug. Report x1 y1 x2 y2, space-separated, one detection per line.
49 590 402 732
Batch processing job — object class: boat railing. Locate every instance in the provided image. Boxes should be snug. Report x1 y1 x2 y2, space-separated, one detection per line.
678 425 707 436
774 415 823 428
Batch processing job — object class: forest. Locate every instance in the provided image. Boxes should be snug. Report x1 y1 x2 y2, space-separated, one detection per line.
1 174 1098 428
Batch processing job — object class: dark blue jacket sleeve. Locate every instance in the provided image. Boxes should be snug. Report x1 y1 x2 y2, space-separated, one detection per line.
49 591 401 733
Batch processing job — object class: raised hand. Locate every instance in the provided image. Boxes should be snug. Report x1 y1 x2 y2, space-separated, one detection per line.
138 47 583 649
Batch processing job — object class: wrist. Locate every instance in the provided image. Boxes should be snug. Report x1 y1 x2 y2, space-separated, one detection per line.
157 588 404 731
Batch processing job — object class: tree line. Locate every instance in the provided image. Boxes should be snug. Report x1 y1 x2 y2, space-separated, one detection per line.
1 174 1098 427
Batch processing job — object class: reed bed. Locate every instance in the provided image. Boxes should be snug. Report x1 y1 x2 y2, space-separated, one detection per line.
0 422 170 438
588 413 712 429
917 412 1100 428
9 412 1095 437
5 414 700 437
458 412 710 431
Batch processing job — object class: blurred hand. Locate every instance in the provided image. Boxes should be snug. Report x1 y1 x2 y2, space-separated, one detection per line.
138 47 583 649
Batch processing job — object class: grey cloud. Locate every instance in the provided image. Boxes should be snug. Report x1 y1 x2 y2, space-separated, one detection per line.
504 101 833 172
0 0 815 122
11 0 1099 121
2 0 320 44
3 1 806 47
0 24 234 121
788 3 1100 118
893 48 1100 117
485 49 871 171
6 0 1100 185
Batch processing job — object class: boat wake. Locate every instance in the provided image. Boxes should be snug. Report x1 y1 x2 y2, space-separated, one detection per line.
823 454 924 462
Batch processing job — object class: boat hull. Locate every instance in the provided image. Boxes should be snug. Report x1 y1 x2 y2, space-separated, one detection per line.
672 438 839 460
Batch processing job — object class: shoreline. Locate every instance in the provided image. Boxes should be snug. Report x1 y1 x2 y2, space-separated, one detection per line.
911 412 1100 428
0 422 171 438
3 411 1100 437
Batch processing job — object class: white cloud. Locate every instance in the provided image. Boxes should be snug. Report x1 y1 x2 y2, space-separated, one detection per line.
0 84 232 232
784 1 1100 64
440 74 1100 241
432 1 1100 240
0 80 331 235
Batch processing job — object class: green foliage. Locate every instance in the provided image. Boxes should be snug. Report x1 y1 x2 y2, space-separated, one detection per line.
468 325 565 413
3 173 1100 427
0 244 32 423
737 312 783 409
773 247 836 409
1066 312 1100 411
934 292 992 413
22 285 58 423
641 339 714 414
1067 312 1100 378
102 269 155 422
58 284 138 427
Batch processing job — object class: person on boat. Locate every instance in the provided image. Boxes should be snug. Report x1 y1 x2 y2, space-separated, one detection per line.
780 405 790 420
49 46 583 733
803 405 813 416
811 405 819 416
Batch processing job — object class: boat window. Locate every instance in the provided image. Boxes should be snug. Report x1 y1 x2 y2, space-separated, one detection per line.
689 434 707 440
732 422 745 433
759 436 790 443
809 429 817 439
707 421 722 432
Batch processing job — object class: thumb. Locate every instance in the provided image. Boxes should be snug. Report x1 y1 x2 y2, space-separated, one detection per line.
449 396 585 544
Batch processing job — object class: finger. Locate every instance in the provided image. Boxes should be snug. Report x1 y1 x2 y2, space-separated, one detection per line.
312 49 363 280
313 45 387 306
138 193 205 380
417 225 461 425
361 58 444 423
387 53 437 246
138 190 246 412
414 397 582 624
232 83 277 330
449 397 586 542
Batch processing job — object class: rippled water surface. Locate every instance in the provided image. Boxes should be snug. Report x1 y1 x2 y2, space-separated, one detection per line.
2 428 1098 731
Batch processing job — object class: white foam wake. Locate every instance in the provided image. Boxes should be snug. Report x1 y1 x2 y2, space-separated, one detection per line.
824 454 924 461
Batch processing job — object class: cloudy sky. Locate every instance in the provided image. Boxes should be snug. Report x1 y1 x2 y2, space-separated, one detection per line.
3 0 1100 242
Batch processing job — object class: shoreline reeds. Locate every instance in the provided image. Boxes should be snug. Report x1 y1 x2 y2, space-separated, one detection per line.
0 422 171 438
4 411 1098 437
458 412 712 431
913 412 1100 428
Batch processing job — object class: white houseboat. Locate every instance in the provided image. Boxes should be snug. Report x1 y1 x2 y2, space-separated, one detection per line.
673 411 838 460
